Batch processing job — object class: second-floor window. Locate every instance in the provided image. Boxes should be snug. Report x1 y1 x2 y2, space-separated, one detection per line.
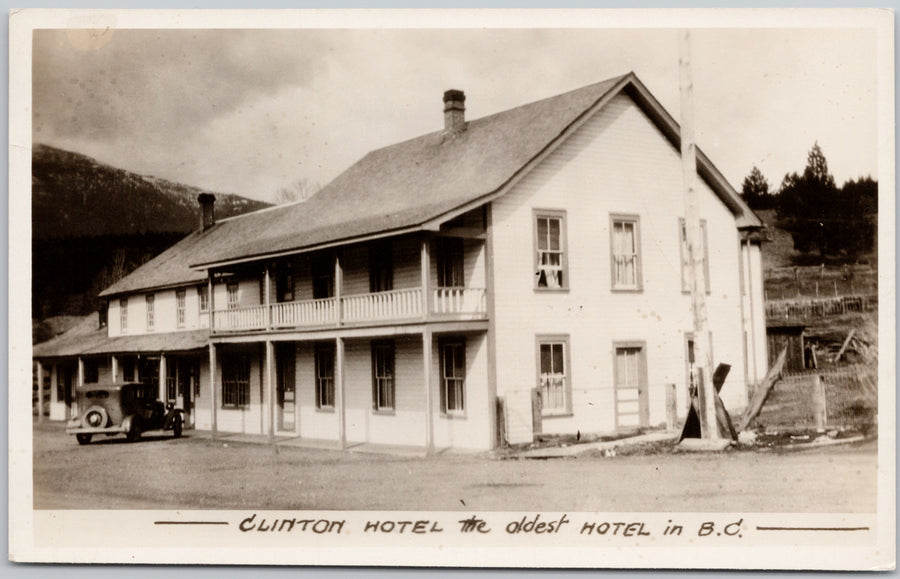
176 289 186 327
227 282 239 309
679 218 711 293
119 298 128 332
198 285 209 312
145 294 155 330
436 237 465 288
312 254 334 299
610 214 641 291
534 210 567 289
369 241 393 293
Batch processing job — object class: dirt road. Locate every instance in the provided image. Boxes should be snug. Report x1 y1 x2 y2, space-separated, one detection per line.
32 423 877 512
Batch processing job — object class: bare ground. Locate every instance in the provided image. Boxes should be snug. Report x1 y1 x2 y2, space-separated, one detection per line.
32 423 877 512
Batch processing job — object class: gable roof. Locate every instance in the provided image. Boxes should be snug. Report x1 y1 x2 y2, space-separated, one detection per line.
100 72 761 296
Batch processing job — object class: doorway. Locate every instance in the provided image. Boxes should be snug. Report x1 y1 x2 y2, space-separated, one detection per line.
276 343 296 432
613 343 649 429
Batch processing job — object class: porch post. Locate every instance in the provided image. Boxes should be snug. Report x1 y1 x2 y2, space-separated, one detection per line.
423 329 434 455
421 238 431 320
209 343 218 438
50 363 59 409
334 253 343 327
335 337 346 449
264 265 272 330
159 354 167 403
111 355 118 383
36 360 44 423
208 271 216 331
265 340 275 443
77 356 85 388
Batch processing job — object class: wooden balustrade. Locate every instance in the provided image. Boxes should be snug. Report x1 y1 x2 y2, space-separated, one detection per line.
212 287 486 331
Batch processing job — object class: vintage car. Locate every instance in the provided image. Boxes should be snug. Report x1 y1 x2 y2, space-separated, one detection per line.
66 382 184 445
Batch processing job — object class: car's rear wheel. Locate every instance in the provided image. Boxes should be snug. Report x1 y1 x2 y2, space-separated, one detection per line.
126 416 142 442
75 433 92 445
172 414 183 439
82 406 108 429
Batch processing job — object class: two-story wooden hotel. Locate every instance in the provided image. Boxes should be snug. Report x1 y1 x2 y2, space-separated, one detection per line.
33 73 768 451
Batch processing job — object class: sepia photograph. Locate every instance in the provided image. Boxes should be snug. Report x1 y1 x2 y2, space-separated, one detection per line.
9 7 894 569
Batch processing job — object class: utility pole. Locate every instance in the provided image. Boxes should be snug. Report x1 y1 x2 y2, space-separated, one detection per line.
679 30 720 440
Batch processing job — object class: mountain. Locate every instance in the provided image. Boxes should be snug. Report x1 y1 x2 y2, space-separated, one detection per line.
32 144 272 321
32 144 270 239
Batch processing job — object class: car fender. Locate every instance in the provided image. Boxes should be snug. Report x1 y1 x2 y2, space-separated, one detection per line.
121 415 135 434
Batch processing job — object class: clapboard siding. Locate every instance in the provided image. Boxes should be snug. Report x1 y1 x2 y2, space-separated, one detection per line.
491 92 749 438
295 342 340 440
432 332 491 450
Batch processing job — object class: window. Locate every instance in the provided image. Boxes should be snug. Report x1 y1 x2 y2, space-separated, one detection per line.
83 359 99 384
119 298 128 332
222 355 250 408
277 271 294 303
610 215 641 290
436 237 465 288
198 285 209 312
534 210 567 289
176 289 186 327
369 241 393 293
440 339 466 414
166 360 177 401
371 342 395 411
679 218 711 293
537 337 570 415
226 282 239 309
312 254 334 299
145 294 155 330
315 344 335 409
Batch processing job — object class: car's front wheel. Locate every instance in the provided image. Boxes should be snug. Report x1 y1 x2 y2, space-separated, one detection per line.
75 433 92 445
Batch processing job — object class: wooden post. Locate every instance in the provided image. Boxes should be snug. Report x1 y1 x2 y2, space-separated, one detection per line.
159 354 167 403
335 253 343 327
423 329 434 455
49 363 59 411
265 340 275 443
264 265 272 330
77 356 84 388
208 271 215 332
111 355 118 384
421 238 431 320
36 360 44 423
335 337 346 449
665 383 678 431
679 30 719 440
812 374 827 431
209 343 217 438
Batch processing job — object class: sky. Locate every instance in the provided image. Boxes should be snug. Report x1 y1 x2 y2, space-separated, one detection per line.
32 24 881 204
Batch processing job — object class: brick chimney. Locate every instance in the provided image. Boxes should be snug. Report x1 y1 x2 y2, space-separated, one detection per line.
443 89 466 134
198 193 216 231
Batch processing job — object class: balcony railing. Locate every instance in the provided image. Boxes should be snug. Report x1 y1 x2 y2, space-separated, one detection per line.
211 287 487 332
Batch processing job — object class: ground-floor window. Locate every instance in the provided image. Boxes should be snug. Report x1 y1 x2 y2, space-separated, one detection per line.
371 341 395 411
315 343 335 409
222 356 251 408
166 360 177 401
122 357 135 382
440 339 466 414
537 336 570 415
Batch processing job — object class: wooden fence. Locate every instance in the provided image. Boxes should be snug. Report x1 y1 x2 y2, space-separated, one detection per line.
765 294 878 319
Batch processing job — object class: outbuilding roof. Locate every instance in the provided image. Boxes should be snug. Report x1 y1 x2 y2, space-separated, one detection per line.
100 72 761 297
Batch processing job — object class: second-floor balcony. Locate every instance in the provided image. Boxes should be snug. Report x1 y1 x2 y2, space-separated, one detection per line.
212 286 487 333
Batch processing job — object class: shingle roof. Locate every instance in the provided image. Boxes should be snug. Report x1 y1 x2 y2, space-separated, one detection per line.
99 72 761 295
33 314 209 358
32 314 108 358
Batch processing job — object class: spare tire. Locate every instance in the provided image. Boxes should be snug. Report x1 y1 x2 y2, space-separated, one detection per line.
82 406 109 429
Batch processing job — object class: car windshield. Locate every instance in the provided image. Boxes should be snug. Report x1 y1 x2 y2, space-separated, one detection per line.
85 391 109 399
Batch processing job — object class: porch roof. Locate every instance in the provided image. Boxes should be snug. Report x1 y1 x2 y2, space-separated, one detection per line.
100 72 761 295
32 314 108 359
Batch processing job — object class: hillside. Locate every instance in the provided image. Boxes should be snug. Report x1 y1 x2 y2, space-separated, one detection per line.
32 144 272 322
32 144 270 239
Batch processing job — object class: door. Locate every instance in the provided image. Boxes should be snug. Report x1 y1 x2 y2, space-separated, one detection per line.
175 358 196 427
613 344 649 429
276 344 296 432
